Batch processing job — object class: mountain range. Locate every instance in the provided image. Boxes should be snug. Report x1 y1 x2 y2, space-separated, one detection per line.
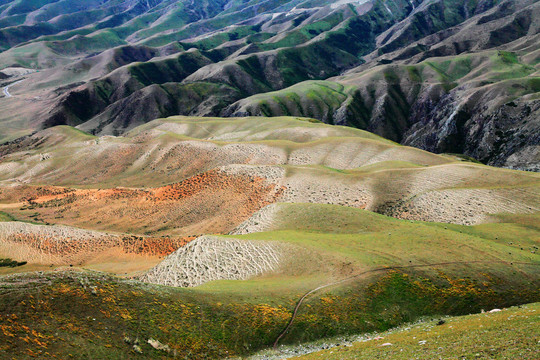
0 0 538 170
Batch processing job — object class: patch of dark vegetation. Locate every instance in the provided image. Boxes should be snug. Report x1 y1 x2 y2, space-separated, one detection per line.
0 258 26 267
487 12 532 48
342 91 372 129
283 269 540 344
444 153 482 164
0 211 16 222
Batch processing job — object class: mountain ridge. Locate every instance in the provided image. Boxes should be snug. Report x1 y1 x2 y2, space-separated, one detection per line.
0 0 537 170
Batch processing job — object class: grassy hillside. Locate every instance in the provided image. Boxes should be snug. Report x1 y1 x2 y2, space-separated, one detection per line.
0 117 538 357
228 49 538 121
288 302 540 360
226 43 540 170
0 0 422 140
0 203 538 358
0 115 437 189
1 0 537 172
0 1 538 359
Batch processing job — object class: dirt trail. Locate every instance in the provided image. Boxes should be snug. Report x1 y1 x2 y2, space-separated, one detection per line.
2 79 25 98
272 260 540 348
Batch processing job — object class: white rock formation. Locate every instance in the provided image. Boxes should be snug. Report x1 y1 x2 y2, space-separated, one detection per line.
140 236 282 287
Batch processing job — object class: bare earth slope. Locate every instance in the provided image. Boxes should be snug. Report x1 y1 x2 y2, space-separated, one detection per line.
1 117 538 237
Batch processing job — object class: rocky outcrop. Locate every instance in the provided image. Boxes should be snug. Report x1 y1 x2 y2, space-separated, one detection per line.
403 93 540 170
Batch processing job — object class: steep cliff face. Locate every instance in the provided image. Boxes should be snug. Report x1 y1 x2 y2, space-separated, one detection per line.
402 84 540 171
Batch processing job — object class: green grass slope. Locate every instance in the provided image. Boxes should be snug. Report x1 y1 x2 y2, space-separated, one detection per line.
290 302 540 360
0 117 537 233
0 204 538 358
0 115 448 188
227 48 539 132
229 203 540 281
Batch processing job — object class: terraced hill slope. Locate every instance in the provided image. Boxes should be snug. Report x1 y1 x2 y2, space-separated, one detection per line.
143 202 540 286
0 117 538 273
0 1 539 355
0 205 538 358
1 117 538 238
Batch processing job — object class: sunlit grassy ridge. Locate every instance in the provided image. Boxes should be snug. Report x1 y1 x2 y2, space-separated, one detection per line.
229 203 539 277
0 261 537 359
232 49 540 123
0 115 458 189
0 117 538 239
0 262 538 360
125 115 386 142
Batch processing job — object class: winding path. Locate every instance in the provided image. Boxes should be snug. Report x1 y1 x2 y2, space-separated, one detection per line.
273 260 539 348
2 79 25 98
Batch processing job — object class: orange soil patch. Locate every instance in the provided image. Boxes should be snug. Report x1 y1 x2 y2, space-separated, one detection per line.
7 170 285 236
0 185 74 203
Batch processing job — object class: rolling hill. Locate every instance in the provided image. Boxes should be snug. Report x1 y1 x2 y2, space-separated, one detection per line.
286 303 540 360
0 1 539 359
0 116 538 358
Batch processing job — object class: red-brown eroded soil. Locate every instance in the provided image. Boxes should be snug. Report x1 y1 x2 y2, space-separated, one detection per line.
4 169 285 236
2 230 194 259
